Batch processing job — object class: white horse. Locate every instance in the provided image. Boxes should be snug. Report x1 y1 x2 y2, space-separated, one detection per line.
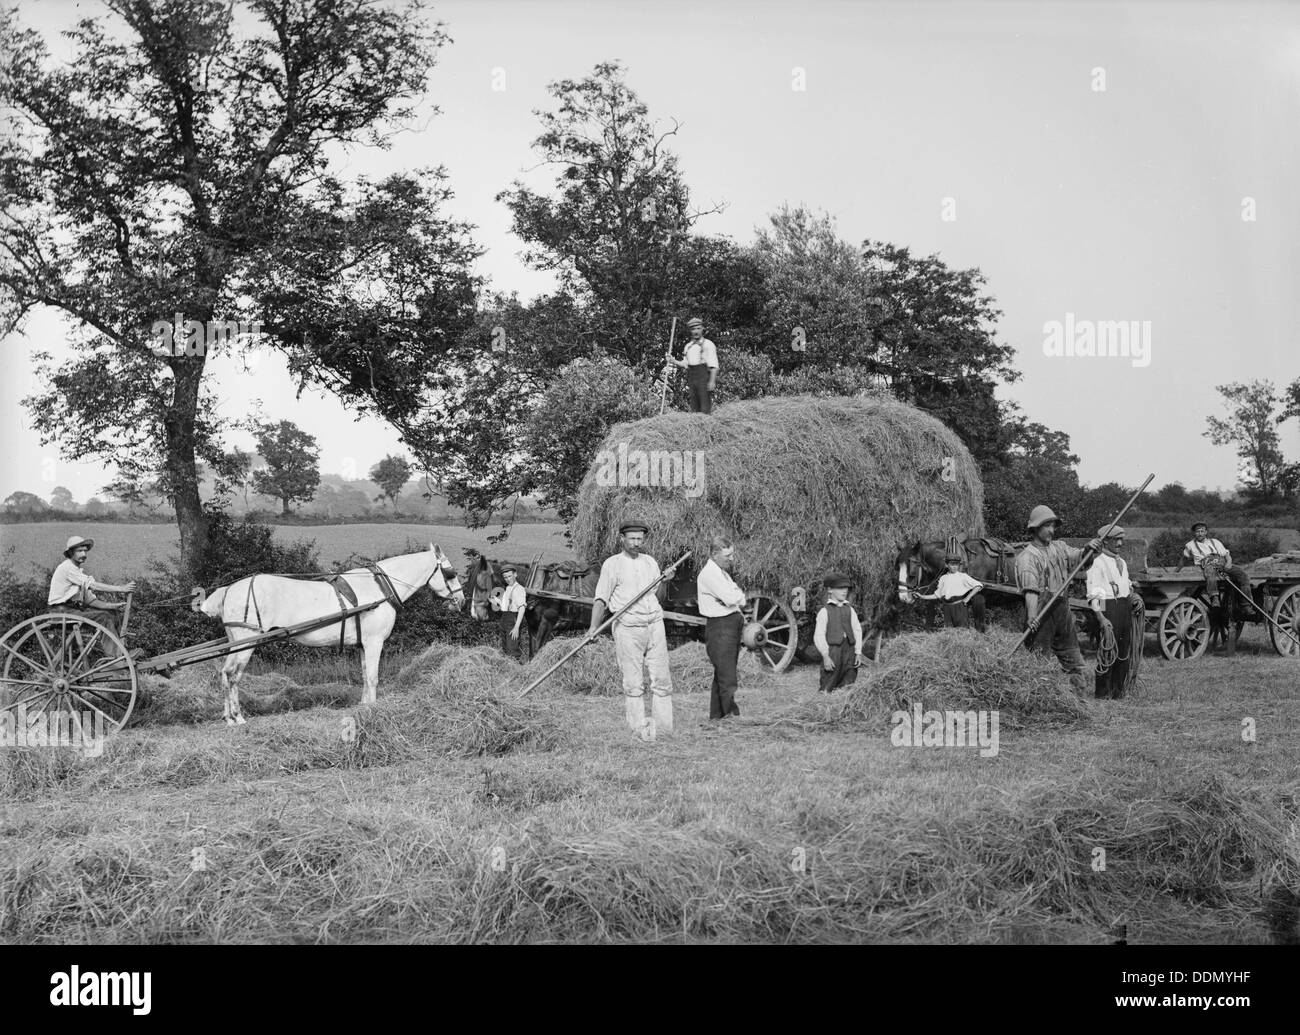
198 544 464 724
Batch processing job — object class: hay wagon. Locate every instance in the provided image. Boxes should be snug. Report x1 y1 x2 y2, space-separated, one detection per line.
1129 554 1300 661
522 555 809 673
0 586 392 736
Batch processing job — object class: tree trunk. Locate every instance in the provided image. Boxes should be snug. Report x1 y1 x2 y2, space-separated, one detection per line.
282 496 291 517
164 363 210 580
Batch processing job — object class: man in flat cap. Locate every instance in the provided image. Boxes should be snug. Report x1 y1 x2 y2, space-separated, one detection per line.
497 564 528 661
1015 506 1102 692
47 535 136 632
1085 525 1134 699
589 519 673 741
697 535 747 719
1178 522 1250 649
667 316 719 414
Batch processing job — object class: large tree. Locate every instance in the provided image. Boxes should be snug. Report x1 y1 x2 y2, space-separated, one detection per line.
1 0 479 576
369 454 413 511
1204 380 1297 501
251 420 320 516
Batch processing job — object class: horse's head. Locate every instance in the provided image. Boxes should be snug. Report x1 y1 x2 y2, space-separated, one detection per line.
426 544 466 610
896 541 947 603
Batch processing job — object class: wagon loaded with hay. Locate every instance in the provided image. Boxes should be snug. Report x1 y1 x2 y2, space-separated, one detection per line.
534 393 985 671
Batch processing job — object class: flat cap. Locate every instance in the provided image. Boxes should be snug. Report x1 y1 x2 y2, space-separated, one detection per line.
686 317 703 328
619 519 650 535
823 572 852 589
1098 525 1126 539
499 563 518 574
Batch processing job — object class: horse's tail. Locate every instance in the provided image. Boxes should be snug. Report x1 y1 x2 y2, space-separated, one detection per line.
200 584 231 618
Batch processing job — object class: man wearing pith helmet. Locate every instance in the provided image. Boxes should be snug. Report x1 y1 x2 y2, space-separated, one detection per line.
1014 506 1102 692
47 535 137 631
667 316 719 414
589 518 674 742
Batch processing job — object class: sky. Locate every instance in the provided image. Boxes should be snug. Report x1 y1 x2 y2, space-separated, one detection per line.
2 0 1298 504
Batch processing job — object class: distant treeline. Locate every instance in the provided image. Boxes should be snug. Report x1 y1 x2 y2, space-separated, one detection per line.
0 509 561 526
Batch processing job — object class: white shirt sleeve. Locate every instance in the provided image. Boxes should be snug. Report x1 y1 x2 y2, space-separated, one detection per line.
704 339 719 370
593 557 615 605
850 608 862 651
813 608 829 656
1086 558 1107 603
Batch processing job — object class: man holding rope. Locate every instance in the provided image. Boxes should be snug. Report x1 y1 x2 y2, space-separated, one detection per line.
1086 525 1133 699
589 519 673 742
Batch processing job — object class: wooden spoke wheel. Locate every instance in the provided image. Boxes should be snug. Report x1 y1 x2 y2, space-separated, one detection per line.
0 613 138 736
741 591 798 673
1269 584 1300 658
1157 597 1210 661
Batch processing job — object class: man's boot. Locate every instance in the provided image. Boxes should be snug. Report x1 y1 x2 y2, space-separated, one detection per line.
651 691 673 736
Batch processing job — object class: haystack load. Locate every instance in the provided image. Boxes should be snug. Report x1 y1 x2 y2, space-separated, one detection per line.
571 393 985 629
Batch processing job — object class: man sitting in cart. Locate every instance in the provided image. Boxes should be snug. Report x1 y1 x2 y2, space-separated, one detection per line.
1178 522 1250 612
48 535 136 632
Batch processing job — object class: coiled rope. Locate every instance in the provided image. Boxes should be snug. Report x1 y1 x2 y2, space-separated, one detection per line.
1094 612 1121 674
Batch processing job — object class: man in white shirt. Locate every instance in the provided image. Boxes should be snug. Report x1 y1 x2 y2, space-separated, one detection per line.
47 536 136 631
590 519 673 741
668 316 719 414
697 536 748 720
497 564 528 661
1178 522 1250 617
1086 525 1135 699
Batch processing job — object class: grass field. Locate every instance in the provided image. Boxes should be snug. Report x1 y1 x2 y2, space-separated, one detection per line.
1 626 1296 944
0 522 576 579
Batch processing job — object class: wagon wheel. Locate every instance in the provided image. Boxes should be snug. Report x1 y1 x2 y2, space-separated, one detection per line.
1269 584 1300 658
741 591 798 672
0 613 138 736
1157 597 1210 661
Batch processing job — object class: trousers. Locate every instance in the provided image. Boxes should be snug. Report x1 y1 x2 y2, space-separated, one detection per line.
705 612 742 718
686 364 713 413
943 593 987 632
499 610 524 660
819 640 858 693
612 619 673 738
1027 598 1085 681
1093 597 1132 699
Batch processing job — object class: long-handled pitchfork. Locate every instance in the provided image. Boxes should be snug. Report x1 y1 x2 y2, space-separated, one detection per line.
517 551 692 697
1006 473 1155 660
658 316 678 416
1217 576 1300 651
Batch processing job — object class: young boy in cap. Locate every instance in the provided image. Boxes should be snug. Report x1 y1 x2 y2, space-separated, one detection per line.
813 573 863 693
914 546 988 632
497 564 528 661
1085 525 1133 699
47 535 136 631
667 316 718 414
589 519 673 741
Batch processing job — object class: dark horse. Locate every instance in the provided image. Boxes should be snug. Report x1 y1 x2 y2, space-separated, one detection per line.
896 535 1018 628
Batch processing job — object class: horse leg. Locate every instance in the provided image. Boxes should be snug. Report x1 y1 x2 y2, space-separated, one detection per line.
361 637 383 705
221 646 253 726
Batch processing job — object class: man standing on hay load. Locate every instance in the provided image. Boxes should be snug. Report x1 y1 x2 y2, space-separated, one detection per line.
1016 507 1102 693
589 519 673 742
667 316 718 414
1086 525 1134 700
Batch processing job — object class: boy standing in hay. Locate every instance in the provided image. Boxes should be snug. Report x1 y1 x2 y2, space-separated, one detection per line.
813 573 863 693
589 519 673 742
914 543 988 632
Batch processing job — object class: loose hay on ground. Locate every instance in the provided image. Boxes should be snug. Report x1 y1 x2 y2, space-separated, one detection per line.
817 628 1096 730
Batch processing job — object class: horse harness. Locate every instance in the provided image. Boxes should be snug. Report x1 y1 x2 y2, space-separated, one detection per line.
223 562 404 650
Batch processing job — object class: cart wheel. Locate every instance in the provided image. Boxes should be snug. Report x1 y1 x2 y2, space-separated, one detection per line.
0 613 138 736
1269 584 1300 658
1157 597 1210 661
741 591 798 672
